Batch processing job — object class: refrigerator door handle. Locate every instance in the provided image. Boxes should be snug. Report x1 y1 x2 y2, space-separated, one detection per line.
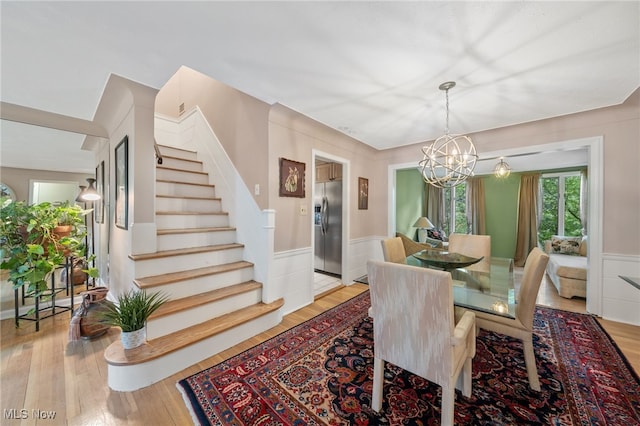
322 196 329 234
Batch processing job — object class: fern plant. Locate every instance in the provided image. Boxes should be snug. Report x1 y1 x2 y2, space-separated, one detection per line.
100 289 169 332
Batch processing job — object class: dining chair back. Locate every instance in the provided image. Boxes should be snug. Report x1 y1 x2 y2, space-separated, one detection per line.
367 260 476 425
395 232 442 256
380 237 407 263
448 233 491 272
471 247 549 391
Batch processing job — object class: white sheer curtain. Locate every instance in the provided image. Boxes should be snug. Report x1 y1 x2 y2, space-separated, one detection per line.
580 168 588 236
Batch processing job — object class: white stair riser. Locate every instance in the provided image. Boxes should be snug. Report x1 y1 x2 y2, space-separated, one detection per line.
158 146 198 161
156 168 209 185
141 269 255 300
156 181 215 198
156 197 222 213
156 213 229 229
134 247 245 277
160 157 203 173
107 310 282 391
157 230 236 251
147 289 262 339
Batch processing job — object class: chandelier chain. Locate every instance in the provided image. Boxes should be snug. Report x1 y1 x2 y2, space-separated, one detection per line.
444 87 450 135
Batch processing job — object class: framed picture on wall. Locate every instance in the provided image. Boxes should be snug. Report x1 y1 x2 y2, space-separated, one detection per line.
115 136 128 230
94 160 104 224
358 177 369 210
279 158 306 198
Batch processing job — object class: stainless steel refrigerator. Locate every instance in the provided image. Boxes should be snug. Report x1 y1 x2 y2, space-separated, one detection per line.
314 180 342 276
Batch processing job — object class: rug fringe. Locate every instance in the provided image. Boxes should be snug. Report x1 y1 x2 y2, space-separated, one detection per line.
176 381 204 426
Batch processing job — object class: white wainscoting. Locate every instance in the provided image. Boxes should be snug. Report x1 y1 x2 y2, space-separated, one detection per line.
273 247 315 315
273 236 385 315
601 254 640 326
348 236 386 280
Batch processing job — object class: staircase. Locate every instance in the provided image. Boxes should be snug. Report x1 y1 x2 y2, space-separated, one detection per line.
104 144 283 391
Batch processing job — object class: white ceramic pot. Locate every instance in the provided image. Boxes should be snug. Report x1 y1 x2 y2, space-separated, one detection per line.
121 328 146 349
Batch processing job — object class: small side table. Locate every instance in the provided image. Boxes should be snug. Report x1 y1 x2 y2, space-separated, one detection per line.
14 257 76 331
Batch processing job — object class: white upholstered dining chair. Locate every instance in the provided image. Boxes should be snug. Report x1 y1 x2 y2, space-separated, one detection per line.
468 247 549 391
380 236 407 264
447 233 491 272
367 260 476 425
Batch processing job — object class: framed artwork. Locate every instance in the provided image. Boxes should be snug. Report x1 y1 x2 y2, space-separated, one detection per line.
358 177 369 210
94 160 104 223
279 158 306 198
115 136 128 229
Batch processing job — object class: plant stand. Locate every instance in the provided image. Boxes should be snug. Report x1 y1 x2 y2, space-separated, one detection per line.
14 256 76 332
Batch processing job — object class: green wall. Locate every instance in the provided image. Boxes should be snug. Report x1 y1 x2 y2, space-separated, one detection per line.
396 168 424 238
484 173 521 258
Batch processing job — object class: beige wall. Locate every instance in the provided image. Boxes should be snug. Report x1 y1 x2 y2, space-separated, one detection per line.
380 88 640 256
268 104 384 252
156 66 271 210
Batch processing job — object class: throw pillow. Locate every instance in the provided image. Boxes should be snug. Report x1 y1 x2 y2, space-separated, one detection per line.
427 229 446 241
551 235 582 255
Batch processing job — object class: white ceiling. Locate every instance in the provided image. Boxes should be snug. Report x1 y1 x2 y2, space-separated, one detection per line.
1 1 638 174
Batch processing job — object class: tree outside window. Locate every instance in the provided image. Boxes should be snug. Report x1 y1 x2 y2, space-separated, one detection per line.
538 172 583 245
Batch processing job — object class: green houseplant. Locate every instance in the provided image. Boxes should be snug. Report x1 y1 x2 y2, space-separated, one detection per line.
100 289 169 349
0 198 97 297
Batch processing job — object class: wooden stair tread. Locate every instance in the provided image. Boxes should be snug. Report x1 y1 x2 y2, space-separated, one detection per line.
156 179 214 188
104 298 284 366
156 194 222 201
157 165 208 175
134 260 253 288
129 243 244 261
157 226 235 235
150 281 262 318
159 154 202 164
157 144 195 154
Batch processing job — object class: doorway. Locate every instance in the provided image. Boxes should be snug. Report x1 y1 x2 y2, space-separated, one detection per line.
387 136 603 316
312 154 346 296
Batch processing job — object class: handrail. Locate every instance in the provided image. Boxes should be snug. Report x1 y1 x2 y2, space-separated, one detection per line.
154 139 163 165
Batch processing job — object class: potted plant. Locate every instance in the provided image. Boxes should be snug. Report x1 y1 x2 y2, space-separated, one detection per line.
99 289 169 349
0 198 97 298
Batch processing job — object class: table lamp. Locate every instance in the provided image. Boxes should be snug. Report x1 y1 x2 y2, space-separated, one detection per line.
413 217 434 243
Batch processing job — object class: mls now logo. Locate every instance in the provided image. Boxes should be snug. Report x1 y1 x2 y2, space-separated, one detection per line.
4 409 28 419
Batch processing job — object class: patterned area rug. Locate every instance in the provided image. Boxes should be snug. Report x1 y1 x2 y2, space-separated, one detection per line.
178 291 640 425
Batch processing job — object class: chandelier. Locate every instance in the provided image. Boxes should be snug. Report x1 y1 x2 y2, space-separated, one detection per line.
493 157 512 178
420 81 477 188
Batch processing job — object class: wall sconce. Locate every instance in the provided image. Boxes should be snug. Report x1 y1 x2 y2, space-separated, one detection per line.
81 178 101 201
493 157 511 178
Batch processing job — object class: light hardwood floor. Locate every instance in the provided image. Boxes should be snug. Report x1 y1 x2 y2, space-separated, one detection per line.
1 276 638 425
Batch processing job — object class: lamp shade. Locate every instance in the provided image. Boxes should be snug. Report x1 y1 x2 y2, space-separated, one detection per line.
80 178 101 201
75 185 87 202
413 217 435 229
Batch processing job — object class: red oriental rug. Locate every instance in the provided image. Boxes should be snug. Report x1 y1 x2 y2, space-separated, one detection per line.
177 291 640 425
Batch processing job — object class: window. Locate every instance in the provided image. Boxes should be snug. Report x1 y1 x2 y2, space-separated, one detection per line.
538 172 583 244
442 183 468 236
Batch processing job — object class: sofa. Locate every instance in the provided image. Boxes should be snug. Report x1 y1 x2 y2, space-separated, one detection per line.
544 235 588 299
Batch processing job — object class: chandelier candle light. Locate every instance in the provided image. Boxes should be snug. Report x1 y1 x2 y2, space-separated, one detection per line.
420 81 478 188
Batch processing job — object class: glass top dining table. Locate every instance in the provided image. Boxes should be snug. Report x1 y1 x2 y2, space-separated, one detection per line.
406 251 517 319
